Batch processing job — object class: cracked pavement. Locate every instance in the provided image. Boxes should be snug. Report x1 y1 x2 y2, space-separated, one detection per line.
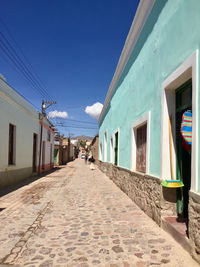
0 158 199 267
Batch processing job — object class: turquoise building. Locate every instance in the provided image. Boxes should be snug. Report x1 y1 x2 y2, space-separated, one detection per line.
98 0 200 261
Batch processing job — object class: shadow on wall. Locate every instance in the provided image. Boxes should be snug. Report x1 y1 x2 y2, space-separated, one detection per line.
162 187 177 203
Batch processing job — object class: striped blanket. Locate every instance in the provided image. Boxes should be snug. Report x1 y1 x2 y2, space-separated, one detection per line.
180 110 192 145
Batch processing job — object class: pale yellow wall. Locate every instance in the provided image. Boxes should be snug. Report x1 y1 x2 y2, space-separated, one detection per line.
0 79 40 173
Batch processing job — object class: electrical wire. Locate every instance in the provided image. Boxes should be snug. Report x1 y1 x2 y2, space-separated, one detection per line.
0 17 99 135
0 17 52 98
52 117 97 125
0 32 52 99
0 51 41 110
56 125 98 130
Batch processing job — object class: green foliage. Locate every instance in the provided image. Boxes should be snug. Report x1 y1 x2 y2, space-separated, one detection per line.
80 140 86 148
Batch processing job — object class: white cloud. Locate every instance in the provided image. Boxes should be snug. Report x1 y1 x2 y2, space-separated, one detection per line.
85 102 103 119
48 110 68 118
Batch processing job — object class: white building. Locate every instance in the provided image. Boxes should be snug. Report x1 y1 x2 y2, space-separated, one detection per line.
0 75 54 188
38 116 54 173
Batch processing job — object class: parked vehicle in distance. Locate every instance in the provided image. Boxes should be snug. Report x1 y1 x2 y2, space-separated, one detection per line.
81 153 86 159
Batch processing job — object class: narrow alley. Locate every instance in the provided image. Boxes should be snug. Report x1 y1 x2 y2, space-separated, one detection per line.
0 158 198 267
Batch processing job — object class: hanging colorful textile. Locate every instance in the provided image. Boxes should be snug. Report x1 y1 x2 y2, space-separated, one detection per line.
180 110 192 145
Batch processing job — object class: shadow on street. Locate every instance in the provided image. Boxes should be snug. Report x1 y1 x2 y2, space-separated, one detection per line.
0 166 62 198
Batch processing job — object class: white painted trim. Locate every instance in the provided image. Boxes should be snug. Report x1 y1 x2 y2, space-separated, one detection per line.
110 135 114 164
161 50 199 191
98 0 156 125
104 130 107 162
131 112 151 173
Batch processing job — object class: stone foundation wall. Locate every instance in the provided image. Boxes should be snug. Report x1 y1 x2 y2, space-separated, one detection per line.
189 191 200 262
98 161 176 226
98 161 200 263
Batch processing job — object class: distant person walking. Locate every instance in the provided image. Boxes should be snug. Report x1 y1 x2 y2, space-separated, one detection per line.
89 156 95 170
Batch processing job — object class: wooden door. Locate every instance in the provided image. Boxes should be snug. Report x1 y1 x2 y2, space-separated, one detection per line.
136 124 147 173
32 133 37 172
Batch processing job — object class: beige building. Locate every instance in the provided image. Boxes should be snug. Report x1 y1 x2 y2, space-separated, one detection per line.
54 137 74 165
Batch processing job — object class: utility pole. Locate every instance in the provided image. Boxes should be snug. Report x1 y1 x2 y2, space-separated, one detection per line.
42 100 56 116
38 100 56 174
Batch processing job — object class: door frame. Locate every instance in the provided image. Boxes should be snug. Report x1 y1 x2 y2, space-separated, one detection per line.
161 50 198 191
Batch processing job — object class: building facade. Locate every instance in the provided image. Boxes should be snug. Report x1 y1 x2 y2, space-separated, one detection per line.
90 134 99 163
0 75 54 188
98 0 200 262
54 136 62 165
54 137 74 165
62 138 74 163
39 116 54 173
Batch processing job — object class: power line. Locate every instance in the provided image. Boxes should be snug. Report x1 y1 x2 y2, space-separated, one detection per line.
55 124 98 130
0 32 53 100
0 24 81 115
0 19 91 113
0 41 45 99
0 17 98 135
0 17 53 101
0 51 41 110
52 117 97 125
8 81 40 111
0 17 51 97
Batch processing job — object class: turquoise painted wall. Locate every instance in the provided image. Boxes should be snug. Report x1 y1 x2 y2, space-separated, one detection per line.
99 0 200 191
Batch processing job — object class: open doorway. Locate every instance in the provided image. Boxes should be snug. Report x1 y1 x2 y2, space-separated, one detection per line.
176 79 192 220
161 52 198 239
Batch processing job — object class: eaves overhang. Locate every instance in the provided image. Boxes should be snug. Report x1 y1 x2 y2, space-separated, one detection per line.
98 0 156 125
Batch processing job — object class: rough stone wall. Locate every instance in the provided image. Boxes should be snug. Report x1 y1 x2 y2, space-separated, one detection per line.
161 187 177 217
97 161 200 261
98 161 178 226
91 136 99 164
98 161 163 225
189 191 200 262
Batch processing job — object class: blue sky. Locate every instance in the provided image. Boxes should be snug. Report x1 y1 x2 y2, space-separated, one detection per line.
0 0 139 137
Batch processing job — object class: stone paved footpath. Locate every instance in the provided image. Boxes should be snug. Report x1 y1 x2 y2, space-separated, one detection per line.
0 158 199 267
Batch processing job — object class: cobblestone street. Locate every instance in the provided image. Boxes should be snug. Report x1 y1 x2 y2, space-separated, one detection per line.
0 158 198 267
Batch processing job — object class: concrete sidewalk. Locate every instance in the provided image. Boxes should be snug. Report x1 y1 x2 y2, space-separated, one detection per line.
0 158 199 266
